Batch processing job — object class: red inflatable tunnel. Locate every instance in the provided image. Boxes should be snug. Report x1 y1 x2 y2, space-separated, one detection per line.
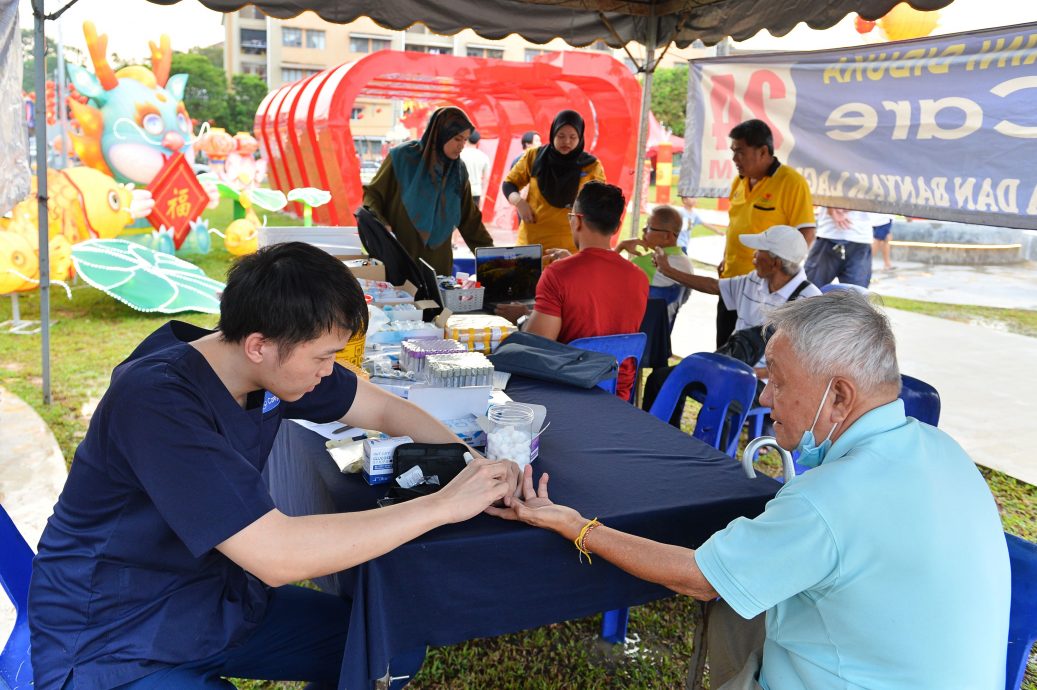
254 50 642 226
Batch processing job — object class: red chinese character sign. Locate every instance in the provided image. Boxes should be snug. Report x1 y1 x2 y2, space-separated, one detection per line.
147 154 209 249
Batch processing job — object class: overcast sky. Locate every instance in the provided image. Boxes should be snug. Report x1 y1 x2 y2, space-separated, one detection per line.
17 0 1037 63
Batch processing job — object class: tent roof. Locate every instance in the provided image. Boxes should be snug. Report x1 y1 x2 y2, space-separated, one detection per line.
146 0 954 48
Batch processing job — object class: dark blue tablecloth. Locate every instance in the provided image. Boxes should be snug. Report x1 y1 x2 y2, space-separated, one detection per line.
266 375 779 690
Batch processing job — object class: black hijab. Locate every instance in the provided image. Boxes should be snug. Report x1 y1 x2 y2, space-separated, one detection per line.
531 110 598 209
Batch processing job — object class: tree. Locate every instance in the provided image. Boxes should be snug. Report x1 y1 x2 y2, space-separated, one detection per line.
650 65 689 138
22 29 56 92
190 43 225 69
170 52 229 127
226 74 270 135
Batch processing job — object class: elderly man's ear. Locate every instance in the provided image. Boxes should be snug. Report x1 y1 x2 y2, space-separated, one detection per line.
828 377 857 425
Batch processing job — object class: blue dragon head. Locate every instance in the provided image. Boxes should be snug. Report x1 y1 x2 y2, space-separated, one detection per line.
67 21 196 186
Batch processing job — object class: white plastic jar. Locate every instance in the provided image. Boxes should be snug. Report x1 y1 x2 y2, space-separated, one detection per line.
485 402 534 468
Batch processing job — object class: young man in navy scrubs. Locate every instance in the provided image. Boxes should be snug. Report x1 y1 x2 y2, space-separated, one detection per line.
28 242 518 690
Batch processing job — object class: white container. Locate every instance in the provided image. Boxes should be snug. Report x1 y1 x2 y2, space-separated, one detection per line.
485 403 534 468
362 435 412 484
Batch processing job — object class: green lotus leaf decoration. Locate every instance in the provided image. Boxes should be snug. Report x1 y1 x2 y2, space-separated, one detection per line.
246 188 288 212
71 239 224 314
287 188 332 208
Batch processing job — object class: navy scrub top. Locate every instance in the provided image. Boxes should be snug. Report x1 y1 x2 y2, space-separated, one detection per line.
28 321 358 690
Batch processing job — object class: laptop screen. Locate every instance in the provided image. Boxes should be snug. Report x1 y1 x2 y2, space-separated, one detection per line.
475 245 543 305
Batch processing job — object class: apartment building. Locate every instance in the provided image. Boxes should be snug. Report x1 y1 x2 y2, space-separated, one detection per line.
224 9 710 164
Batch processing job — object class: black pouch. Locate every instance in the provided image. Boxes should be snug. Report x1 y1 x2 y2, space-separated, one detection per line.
383 442 469 502
487 331 618 388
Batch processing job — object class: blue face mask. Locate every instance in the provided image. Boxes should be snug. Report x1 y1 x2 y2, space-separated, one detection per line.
796 378 839 468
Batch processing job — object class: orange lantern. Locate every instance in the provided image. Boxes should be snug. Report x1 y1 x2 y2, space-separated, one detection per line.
855 16 877 34
197 127 236 162
878 4 940 42
233 132 259 155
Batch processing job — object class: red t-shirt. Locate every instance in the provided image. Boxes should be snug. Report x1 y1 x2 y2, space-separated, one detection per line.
535 247 649 399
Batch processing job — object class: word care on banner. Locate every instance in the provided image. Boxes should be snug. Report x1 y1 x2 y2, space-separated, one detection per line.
680 23 1037 229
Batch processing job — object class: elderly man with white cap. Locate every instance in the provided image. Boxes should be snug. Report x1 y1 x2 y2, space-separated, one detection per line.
642 225 821 421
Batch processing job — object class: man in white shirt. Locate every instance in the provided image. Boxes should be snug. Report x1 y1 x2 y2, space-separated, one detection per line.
643 225 820 421
459 130 491 209
805 207 874 288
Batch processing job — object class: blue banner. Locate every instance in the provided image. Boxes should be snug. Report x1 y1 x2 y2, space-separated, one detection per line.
680 23 1037 229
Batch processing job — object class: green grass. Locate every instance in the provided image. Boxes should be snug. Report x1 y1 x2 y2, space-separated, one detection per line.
2 201 1033 688
878 295 1037 339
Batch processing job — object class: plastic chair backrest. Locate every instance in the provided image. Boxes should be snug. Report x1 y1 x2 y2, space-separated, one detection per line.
649 352 757 457
569 333 647 398
0 504 34 689
1006 532 1037 690
899 374 941 427
819 283 869 295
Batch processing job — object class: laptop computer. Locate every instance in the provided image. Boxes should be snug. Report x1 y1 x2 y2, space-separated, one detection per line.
475 245 542 309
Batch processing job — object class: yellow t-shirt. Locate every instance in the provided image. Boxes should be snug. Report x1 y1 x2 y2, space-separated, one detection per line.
724 163 814 278
505 147 606 254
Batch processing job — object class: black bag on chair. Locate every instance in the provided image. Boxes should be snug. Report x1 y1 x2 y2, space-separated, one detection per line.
354 206 442 319
487 331 618 389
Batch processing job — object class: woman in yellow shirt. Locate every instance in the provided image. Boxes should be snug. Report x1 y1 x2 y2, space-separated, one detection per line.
503 110 605 254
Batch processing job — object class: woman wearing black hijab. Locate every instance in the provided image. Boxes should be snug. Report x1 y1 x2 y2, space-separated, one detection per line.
502 110 605 254
364 106 493 275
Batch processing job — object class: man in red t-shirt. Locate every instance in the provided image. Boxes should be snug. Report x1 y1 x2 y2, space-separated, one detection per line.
496 181 649 399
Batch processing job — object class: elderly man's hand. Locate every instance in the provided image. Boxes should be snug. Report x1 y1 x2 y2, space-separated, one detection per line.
652 247 675 275
486 466 583 538
494 302 531 325
615 238 648 255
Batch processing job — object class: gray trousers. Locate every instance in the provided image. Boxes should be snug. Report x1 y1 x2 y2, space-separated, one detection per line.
687 599 766 690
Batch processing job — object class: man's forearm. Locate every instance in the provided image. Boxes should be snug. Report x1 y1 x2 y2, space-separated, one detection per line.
557 515 717 600
661 267 720 295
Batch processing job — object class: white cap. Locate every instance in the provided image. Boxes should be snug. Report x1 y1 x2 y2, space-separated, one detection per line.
739 225 808 264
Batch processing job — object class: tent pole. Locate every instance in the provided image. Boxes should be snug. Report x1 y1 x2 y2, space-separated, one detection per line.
628 7 657 239
32 0 51 405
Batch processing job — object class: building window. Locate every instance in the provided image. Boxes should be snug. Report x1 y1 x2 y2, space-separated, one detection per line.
306 29 326 50
243 7 264 20
406 44 451 55
524 48 549 62
282 27 302 48
241 28 267 55
282 68 321 83
466 46 504 59
243 63 268 80
351 107 364 121
588 39 612 52
350 35 391 53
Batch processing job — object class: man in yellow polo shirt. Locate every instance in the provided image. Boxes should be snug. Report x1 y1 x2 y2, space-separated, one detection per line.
719 119 815 346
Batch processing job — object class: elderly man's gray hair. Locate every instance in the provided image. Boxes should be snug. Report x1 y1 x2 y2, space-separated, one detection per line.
765 290 900 393
777 256 801 276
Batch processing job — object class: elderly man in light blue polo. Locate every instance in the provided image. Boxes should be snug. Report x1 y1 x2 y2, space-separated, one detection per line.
491 290 1011 689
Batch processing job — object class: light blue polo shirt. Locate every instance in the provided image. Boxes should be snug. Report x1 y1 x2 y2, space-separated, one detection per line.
695 400 1010 690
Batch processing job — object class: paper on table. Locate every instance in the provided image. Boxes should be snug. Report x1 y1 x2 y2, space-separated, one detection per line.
290 419 362 440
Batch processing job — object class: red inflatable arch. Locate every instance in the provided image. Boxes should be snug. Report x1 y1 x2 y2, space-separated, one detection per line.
254 51 642 226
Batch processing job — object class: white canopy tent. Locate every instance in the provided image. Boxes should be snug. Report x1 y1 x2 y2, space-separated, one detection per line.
26 0 954 402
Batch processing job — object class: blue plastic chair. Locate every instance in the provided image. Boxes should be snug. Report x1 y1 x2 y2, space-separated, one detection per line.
819 283 869 294
900 374 941 427
569 333 647 401
0 504 34 689
648 353 757 458
1006 532 1037 690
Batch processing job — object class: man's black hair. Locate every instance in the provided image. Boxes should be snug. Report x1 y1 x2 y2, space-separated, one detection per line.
469 130 481 144
729 119 774 155
573 180 625 236
218 242 369 357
